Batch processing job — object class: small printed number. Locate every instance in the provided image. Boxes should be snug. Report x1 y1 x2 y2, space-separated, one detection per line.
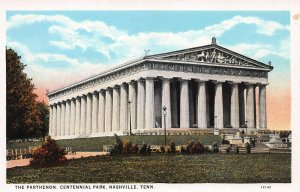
261 186 271 189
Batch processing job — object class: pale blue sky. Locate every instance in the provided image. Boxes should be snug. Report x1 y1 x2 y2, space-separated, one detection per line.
6 11 290 94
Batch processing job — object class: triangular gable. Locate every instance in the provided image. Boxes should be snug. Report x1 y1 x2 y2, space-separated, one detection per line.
146 44 273 70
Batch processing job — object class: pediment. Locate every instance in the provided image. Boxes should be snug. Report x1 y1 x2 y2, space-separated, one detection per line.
147 44 273 70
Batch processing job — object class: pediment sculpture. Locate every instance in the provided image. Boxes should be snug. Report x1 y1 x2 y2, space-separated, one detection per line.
160 48 257 68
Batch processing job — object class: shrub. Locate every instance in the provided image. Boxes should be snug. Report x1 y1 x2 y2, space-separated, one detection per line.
170 141 176 153
110 134 123 155
139 144 147 154
186 141 205 154
245 142 251 153
211 142 219 153
160 146 165 153
146 145 151 154
236 146 239 154
180 146 186 153
222 138 230 144
132 144 139 154
122 140 133 154
29 136 66 167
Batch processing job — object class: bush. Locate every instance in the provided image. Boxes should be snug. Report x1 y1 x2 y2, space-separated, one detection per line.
186 140 205 154
146 145 151 154
132 144 139 154
29 136 66 167
160 146 165 153
222 138 230 144
122 140 133 154
245 142 251 153
170 141 176 153
110 134 123 155
236 146 239 154
139 144 147 154
211 142 219 153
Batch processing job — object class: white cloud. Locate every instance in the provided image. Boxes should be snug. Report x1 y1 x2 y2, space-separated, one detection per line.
226 39 290 60
7 14 290 61
7 14 290 98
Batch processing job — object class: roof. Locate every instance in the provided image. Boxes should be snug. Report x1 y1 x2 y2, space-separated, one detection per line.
48 38 273 96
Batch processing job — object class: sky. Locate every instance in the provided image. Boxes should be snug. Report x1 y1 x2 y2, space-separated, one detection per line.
6 11 290 130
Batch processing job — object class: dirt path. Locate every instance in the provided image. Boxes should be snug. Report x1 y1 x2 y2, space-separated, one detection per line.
7 152 108 169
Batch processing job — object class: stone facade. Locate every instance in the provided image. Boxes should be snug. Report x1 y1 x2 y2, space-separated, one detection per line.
48 38 273 139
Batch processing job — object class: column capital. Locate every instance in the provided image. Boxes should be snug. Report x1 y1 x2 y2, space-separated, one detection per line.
257 83 268 87
145 76 156 80
76 96 81 101
195 79 207 83
178 78 190 82
243 82 256 86
160 77 172 81
112 85 120 89
92 90 99 95
227 80 241 84
99 89 105 93
211 80 224 84
137 78 145 82
128 80 137 85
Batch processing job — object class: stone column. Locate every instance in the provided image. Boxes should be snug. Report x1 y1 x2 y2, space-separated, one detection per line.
61 102 66 136
214 82 224 129
246 84 255 128
259 85 267 129
230 83 240 128
119 83 128 132
112 86 120 131
56 103 61 136
49 105 53 136
70 99 76 135
128 81 137 130
92 92 99 133
86 93 92 134
145 78 154 129
197 80 207 128
180 79 189 128
52 105 57 136
162 78 171 128
137 79 145 129
80 95 87 135
105 88 113 132
171 81 179 128
75 97 81 135
65 100 70 136
98 90 105 132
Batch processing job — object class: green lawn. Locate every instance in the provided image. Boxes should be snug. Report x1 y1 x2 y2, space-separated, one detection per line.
7 153 290 183
7 135 221 151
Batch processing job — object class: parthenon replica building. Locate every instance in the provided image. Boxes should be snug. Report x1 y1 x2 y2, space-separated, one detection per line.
48 38 273 139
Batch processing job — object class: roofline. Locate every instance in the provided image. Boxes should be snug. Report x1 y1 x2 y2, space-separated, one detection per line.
48 42 274 96
146 43 274 70
48 57 145 96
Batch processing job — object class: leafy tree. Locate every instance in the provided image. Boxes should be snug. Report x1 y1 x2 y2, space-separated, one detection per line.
6 48 39 139
35 101 49 138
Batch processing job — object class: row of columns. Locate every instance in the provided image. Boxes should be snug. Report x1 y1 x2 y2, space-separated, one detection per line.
49 78 267 137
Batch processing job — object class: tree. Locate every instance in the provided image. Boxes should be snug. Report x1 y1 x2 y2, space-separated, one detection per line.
6 48 39 139
35 101 49 138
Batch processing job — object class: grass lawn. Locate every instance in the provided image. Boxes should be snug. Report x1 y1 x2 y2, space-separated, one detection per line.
7 153 290 183
7 135 221 151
